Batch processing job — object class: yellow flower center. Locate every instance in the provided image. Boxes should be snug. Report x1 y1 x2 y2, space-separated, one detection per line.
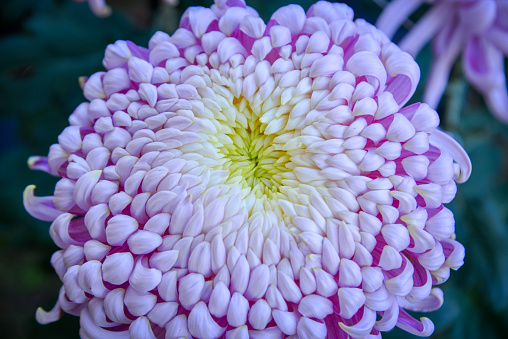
217 97 291 198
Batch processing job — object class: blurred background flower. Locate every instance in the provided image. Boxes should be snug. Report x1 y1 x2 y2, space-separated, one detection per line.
1 0 508 338
376 0 508 123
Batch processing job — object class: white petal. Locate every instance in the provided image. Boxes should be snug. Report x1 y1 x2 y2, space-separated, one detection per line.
272 310 297 335
385 258 414 296
129 316 156 339
382 224 410 252
84 240 110 261
338 259 362 287
339 307 377 338
129 257 162 292
314 267 338 297
277 270 302 303
188 301 226 338
147 302 178 328
144 213 171 235
128 57 153 83
106 215 139 246
245 264 270 300
338 287 366 319
128 230 163 255
387 114 416 142
227 292 250 327
211 233 226 274
124 286 157 316
158 270 178 302
321 238 340 275
248 299 272 330
225 326 249 339
208 281 231 318
265 285 288 311
80 307 129 339
77 261 108 298
414 183 443 209
104 288 131 324
271 4 306 34
73 170 102 211
361 266 384 293
102 252 134 285
297 317 327 339
169 195 193 235
299 266 317 295
378 245 402 271
231 255 250 294
165 314 191 339
298 294 333 319
179 273 205 310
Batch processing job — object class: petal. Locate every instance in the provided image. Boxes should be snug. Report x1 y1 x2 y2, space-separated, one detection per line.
271 4 306 34
375 0 424 38
399 3 451 56
396 309 435 337
298 294 333 319
188 302 226 338
129 316 156 339
23 185 64 222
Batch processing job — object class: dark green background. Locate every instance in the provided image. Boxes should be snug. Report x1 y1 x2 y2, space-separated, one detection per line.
1 0 507 338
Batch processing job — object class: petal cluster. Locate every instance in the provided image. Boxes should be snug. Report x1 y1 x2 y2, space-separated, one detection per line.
26 1 471 338
376 0 508 123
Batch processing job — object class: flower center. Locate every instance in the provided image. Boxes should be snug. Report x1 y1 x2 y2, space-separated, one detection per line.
218 97 291 198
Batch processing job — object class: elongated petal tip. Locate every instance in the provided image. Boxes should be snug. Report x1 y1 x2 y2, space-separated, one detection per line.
23 185 64 222
430 130 472 183
36 304 63 325
28 156 55 175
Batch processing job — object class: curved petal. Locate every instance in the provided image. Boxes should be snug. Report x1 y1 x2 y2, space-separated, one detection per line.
23 185 64 222
463 37 508 123
339 306 377 338
423 22 463 109
79 307 129 339
376 0 424 39
28 156 56 175
429 130 471 183
396 309 435 337
399 288 444 313
399 3 452 57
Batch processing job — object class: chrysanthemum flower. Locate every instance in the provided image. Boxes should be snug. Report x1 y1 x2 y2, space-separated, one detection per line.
376 0 508 123
25 1 471 338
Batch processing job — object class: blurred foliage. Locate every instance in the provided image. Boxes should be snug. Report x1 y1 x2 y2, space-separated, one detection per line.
0 0 507 338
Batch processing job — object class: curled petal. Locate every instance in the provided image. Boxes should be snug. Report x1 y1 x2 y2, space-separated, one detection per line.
339 306 377 338
23 185 64 222
188 301 226 338
400 288 444 313
80 307 129 339
129 316 156 339
36 298 63 325
375 0 424 38
396 309 435 337
430 130 471 183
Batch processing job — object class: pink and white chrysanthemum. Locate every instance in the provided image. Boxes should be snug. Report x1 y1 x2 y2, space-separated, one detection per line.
25 1 471 338
376 0 508 123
